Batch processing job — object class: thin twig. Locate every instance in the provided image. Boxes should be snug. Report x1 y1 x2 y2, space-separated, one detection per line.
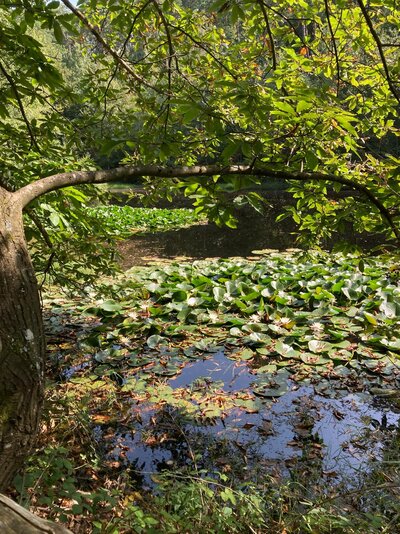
262 2 317 56
0 60 41 153
60 0 165 94
118 0 153 60
257 0 277 70
324 0 341 96
355 0 400 104
169 23 238 80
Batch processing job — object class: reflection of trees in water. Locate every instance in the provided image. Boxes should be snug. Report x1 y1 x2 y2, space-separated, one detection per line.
125 405 277 486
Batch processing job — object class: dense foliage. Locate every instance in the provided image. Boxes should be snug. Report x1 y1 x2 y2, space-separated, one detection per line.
1 0 400 282
86 205 207 236
1 0 400 528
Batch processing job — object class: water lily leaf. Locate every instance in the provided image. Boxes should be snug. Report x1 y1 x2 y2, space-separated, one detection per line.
94 350 108 363
172 290 187 302
150 363 181 377
128 355 153 367
194 339 222 352
329 349 352 362
256 347 271 356
380 338 400 352
235 348 255 361
379 301 398 319
242 323 268 333
229 327 242 337
252 380 288 398
275 340 300 359
252 371 289 397
235 398 259 413
213 287 226 302
363 360 382 372
300 353 331 366
331 366 352 378
243 332 271 345
147 334 167 348
268 324 288 335
93 364 112 376
255 364 277 374
314 380 335 397
364 311 378 325
332 340 352 349
99 300 123 312
308 340 332 353
327 329 348 341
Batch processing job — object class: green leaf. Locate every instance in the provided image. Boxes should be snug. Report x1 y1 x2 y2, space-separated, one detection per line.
146 334 166 348
296 100 313 113
99 300 123 313
53 20 64 44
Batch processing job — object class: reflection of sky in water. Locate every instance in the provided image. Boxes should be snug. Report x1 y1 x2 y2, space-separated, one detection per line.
96 352 400 488
170 352 254 391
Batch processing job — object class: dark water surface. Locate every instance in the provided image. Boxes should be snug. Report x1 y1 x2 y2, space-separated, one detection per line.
95 351 399 489
117 199 382 269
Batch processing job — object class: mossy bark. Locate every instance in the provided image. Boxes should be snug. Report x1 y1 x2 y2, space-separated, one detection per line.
0 188 45 490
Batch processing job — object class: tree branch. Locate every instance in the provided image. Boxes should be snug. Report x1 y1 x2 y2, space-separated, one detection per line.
169 23 238 80
59 0 164 94
355 0 400 105
0 60 41 153
324 0 341 96
14 164 399 242
257 0 277 70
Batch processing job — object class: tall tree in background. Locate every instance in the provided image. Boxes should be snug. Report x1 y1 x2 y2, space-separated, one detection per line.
0 0 399 489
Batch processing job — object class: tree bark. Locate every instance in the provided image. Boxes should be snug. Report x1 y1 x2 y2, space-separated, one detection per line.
0 188 45 491
15 164 400 243
0 493 72 533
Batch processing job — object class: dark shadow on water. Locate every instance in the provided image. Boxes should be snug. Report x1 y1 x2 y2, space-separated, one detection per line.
118 204 384 269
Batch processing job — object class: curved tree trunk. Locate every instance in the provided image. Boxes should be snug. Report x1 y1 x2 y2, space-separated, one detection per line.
0 188 45 491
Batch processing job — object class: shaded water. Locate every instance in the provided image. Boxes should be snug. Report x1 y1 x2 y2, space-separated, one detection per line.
117 201 382 269
95 351 399 488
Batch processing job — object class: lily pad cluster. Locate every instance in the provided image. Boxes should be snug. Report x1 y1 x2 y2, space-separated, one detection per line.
50 251 400 411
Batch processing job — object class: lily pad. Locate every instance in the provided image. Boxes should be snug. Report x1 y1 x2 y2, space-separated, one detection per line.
147 363 182 377
251 370 289 397
300 353 331 366
232 348 255 361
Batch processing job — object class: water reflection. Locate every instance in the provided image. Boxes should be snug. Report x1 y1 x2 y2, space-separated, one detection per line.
96 352 400 489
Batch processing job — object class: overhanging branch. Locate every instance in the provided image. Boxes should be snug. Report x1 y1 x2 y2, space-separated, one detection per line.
60 0 164 94
355 0 400 105
15 164 399 242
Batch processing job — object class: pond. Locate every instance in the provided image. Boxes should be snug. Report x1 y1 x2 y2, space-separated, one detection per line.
40 192 400 510
46 250 400 495
116 194 381 269
93 350 399 490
